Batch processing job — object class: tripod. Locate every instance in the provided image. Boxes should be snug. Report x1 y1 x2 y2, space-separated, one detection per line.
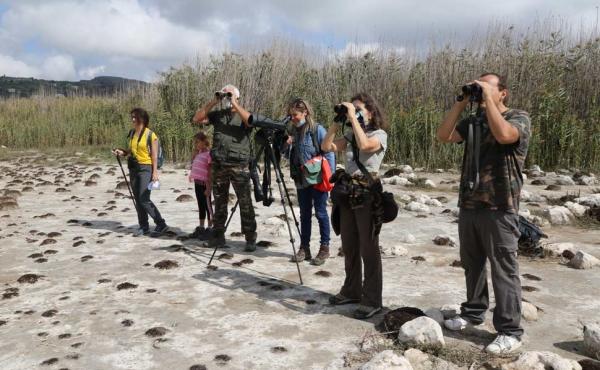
207 129 304 285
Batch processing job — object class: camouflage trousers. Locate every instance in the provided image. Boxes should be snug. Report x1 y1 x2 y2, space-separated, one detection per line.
211 161 257 241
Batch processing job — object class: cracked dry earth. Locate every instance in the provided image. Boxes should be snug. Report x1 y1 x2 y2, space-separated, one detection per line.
0 152 599 369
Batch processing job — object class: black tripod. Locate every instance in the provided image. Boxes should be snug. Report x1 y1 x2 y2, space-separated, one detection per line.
463 102 484 194
207 129 303 285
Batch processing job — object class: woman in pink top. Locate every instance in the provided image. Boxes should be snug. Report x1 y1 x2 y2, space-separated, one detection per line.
188 132 213 239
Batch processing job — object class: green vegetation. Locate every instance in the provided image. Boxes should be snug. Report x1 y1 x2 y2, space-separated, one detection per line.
1 24 599 170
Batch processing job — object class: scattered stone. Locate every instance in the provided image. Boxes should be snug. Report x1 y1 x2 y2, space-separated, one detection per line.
405 202 430 213
40 238 57 246
531 179 547 186
81 255 94 262
154 260 179 270
218 253 234 260
522 273 542 281
381 245 408 257
397 316 445 347
522 301 539 321
545 184 561 191
189 365 208 370
569 251 600 269
440 304 461 319
58 333 72 339
424 308 444 325
584 324 600 360
315 270 332 277
145 327 168 337
40 358 59 366
271 346 288 353
176 194 194 202
41 309 58 318
121 319 134 327
575 194 600 208
565 201 590 217
555 175 576 186
239 258 254 265
116 282 138 290
214 354 232 365
359 350 412 370
404 348 460 370
543 206 574 225
579 359 600 370
432 235 457 247
522 286 540 292
17 273 43 284
256 240 274 247
501 351 582 370
411 256 426 262
544 242 575 257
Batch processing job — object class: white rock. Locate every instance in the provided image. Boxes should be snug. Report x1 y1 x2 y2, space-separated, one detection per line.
568 251 600 269
405 202 430 213
434 168 445 173
564 201 589 217
404 348 461 370
531 165 542 172
432 235 457 247
324 358 346 370
398 194 413 203
413 194 431 204
382 245 409 257
522 301 539 322
543 206 574 225
360 350 413 370
424 308 445 325
383 176 411 186
555 175 576 186
398 232 417 244
543 243 575 257
397 316 445 347
424 179 437 189
399 165 414 174
578 176 598 186
425 199 443 207
450 208 460 218
523 173 528 181
404 173 417 181
501 351 582 370
575 194 600 208
440 304 461 319
583 323 600 360
519 209 531 218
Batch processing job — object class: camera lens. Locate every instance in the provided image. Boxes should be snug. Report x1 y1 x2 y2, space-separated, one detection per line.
334 104 347 115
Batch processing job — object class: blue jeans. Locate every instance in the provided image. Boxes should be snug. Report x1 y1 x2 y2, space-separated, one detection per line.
297 187 330 251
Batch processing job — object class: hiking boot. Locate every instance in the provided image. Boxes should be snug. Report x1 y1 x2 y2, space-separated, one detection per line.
134 228 149 237
189 226 205 239
485 335 522 355
244 239 256 252
353 305 382 320
208 230 226 248
310 246 330 266
291 247 311 262
444 315 482 331
150 223 169 238
199 227 212 241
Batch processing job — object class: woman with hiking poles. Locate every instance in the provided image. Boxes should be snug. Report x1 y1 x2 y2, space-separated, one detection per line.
112 108 169 238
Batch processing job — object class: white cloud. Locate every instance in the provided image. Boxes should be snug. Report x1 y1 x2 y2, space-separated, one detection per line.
2 0 227 61
41 55 77 81
78 65 106 80
0 54 39 77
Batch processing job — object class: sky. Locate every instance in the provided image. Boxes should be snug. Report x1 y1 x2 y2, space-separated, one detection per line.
0 0 599 82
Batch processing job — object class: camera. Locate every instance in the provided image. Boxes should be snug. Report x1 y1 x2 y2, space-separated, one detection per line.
215 91 233 99
457 83 483 103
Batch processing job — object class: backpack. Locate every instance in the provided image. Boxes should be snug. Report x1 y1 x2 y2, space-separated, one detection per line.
128 128 165 169
518 215 547 256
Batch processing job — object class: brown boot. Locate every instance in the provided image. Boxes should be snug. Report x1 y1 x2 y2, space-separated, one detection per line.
291 247 312 262
311 246 330 266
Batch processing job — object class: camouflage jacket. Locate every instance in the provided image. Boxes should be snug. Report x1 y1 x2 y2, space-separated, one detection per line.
456 108 531 212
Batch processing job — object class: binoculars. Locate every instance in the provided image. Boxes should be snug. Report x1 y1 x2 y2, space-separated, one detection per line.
215 91 233 99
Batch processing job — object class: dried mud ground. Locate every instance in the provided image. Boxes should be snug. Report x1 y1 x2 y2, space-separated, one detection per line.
1 151 599 370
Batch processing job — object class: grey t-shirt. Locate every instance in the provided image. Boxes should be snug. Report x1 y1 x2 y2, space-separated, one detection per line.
344 129 388 176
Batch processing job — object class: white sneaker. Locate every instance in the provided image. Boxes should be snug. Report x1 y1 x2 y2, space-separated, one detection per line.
485 334 522 355
444 316 474 331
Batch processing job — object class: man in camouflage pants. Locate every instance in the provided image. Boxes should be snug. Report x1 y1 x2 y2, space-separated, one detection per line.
192 85 257 251
436 73 531 355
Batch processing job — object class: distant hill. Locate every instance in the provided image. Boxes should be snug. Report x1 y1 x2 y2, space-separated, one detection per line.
0 75 149 98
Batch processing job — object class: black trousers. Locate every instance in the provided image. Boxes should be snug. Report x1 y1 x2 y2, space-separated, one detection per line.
194 181 211 221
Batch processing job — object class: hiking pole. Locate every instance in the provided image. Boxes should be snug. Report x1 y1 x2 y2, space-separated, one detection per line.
115 155 137 210
207 200 239 266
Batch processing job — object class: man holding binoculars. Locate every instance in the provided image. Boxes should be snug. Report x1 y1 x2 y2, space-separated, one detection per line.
192 85 258 252
436 73 531 354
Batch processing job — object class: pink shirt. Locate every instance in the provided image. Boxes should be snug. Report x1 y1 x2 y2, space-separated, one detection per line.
190 150 211 182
